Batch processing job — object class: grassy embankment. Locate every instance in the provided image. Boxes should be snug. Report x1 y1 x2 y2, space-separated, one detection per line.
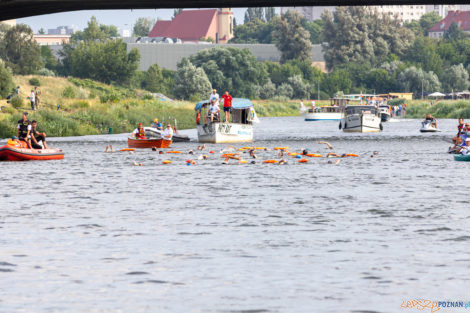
0 75 320 138
404 100 470 119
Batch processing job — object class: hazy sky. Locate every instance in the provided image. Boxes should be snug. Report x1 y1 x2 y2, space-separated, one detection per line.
17 8 250 33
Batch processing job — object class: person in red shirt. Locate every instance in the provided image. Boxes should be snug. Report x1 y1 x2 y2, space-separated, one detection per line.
221 91 233 123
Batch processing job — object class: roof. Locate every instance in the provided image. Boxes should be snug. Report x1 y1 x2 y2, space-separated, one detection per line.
149 9 218 40
429 10 470 32
195 98 253 111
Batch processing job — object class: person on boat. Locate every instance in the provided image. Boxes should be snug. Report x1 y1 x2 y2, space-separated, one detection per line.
457 118 465 136
162 124 173 140
152 118 163 130
221 91 233 123
207 101 220 123
210 89 219 106
425 114 437 128
30 120 48 149
131 123 147 139
17 112 32 148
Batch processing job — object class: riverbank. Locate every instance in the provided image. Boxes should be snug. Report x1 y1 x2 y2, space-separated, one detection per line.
405 100 470 119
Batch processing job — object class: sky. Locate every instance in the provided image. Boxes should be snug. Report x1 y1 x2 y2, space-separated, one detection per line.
17 8 250 33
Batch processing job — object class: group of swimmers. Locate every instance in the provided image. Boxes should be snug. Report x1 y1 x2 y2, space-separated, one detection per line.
14 112 48 149
131 119 173 140
450 118 470 154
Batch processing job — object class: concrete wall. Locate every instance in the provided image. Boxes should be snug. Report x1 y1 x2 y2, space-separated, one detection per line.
127 43 325 71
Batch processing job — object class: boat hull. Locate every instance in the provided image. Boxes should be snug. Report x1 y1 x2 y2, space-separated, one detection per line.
144 127 189 142
454 154 470 161
420 122 440 133
341 114 382 133
196 123 253 143
127 138 172 148
0 145 64 161
304 112 342 121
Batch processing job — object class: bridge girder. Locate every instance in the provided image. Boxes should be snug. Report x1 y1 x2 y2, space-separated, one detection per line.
0 0 464 21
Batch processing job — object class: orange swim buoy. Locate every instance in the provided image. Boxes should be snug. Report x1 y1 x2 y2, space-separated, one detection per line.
273 147 289 150
209 150 215 154
162 160 172 164
306 153 323 157
345 154 359 157
298 159 309 163
120 148 135 152
288 152 299 156
222 153 235 158
167 151 182 154
239 160 247 164
263 160 278 164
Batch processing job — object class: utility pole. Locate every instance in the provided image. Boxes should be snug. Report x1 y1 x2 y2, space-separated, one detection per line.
421 79 424 100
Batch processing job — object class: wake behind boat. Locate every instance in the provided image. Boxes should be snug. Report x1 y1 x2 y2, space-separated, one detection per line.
195 98 258 143
0 139 64 161
339 105 382 133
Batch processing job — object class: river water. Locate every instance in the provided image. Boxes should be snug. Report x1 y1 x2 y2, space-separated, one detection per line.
1 117 469 313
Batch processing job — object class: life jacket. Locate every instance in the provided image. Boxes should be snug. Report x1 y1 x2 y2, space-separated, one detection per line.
136 128 146 139
196 112 201 125
17 119 30 138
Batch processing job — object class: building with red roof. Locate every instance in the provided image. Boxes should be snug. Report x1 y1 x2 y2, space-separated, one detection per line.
428 10 470 39
149 8 234 43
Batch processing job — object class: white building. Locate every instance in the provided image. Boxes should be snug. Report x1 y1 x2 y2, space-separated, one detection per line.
280 6 334 21
368 5 426 22
427 5 460 18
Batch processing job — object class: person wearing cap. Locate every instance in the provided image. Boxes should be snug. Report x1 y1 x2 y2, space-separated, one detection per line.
162 124 173 140
221 91 233 123
151 118 162 130
30 120 48 149
209 89 219 106
17 112 32 148
131 123 147 139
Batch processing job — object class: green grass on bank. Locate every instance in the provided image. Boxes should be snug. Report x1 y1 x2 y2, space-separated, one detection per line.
405 100 470 119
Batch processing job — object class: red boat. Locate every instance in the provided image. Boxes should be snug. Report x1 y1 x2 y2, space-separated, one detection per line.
127 137 172 149
0 139 64 161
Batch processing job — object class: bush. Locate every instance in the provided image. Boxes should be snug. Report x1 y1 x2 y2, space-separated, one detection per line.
389 98 406 106
29 77 41 86
38 68 56 77
142 94 154 100
76 87 89 99
10 95 24 109
0 60 15 99
62 86 76 98
276 83 294 99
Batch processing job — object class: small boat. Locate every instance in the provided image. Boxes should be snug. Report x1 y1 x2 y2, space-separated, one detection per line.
420 120 440 133
128 137 172 149
0 139 64 161
195 98 257 143
339 105 382 133
378 105 391 122
144 126 189 142
303 97 346 121
454 154 470 161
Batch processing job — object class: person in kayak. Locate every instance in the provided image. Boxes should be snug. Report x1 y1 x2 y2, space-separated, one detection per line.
131 123 147 139
162 123 173 140
425 114 437 128
152 118 163 130
30 121 48 149
17 112 32 148
221 91 232 123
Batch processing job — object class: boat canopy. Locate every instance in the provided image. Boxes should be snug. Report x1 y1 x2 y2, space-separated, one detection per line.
195 98 253 111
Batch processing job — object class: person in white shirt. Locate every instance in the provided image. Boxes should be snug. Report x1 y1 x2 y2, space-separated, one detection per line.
210 89 219 106
30 90 36 110
207 102 220 123
311 100 316 110
162 124 173 140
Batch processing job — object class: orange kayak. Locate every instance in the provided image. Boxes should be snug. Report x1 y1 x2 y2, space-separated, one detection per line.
0 140 64 161
128 137 172 149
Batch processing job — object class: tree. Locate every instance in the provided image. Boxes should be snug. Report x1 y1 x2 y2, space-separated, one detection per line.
173 58 212 100
303 19 323 44
71 16 118 42
100 24 119 38
133 17 155 37
366 69 393 93
321 7 414 70
397 66 441 97
440 63 469 92
38 28 46 34
173 9 183 18
265 7 276 22
244 8 265 23
142 64 164 92
259 80 276 99
273 11 312 63
419 12 441 36
0 24 43 74
0 60 14 99
229 19 275 43
445 21 468 41
404 37 443 76
189 47 269 98
288 75 310 99
323 69 352 96
64 39 140 84
41 46 57 71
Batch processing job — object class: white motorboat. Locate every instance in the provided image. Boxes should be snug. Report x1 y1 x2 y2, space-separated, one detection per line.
339 105 382 133
195 98 257 143
378 105 391 122
144 127 190 142
420 120 440 133
303 106 343 121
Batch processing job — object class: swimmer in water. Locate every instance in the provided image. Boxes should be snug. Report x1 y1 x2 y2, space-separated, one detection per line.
318 141 334 150
188 150 194 155
279 159 287 165
249 149 257 159
197 144 206 151
326 153 346 158
278 150 284 158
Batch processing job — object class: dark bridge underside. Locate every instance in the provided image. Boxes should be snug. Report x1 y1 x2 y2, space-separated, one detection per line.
0 0 465 21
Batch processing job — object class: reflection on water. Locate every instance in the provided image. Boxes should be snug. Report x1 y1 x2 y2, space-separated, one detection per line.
1 117 469 313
